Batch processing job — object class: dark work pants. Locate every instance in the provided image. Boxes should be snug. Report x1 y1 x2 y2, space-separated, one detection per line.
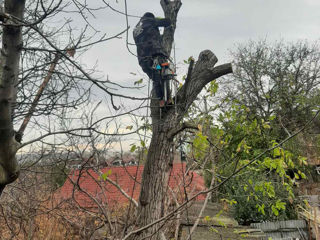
139 58 164 100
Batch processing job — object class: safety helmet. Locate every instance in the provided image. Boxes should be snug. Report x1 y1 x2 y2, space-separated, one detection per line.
142 12 155 19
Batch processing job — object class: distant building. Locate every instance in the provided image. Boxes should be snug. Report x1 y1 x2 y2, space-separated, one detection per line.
55 162 206 209
67 151 184 169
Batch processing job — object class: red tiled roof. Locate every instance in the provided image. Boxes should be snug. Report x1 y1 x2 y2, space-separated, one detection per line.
57 163 206 208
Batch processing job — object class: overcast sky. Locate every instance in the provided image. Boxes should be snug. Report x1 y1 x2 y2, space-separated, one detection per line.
77 0 319 149
23 0 320 152
74 0 320 122
80 0 319 89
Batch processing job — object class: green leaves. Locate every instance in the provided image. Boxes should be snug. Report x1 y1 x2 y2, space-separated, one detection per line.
126 125 133 130
183 56 194 64
236 139 252 154
271 200 286 216
256 203 265 215
100 169 112 181
130 140 146 153
207 100 307 223
186 76 311 224
130 144 136 153
192 132 209 159
207 80 218 96
298 156 308 166
134 78 143 85
221 198 237 206
253 182 275 198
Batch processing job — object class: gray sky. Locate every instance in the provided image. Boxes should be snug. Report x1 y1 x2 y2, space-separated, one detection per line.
81 0 319 89
82 0 319 147
22 0 320 152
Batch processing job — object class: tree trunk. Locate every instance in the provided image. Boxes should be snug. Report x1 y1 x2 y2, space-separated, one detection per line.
134 95 183 239
137 121 175 239
131 1 233 239
0 0 26 195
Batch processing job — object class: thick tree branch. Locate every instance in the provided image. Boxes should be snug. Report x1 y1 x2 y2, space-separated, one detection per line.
185 58 195 84
17 53 61 139
160 0 182 56
167 122 198 140
182 58 195 101
176 50 232 112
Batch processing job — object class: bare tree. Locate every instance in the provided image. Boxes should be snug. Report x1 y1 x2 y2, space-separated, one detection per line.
226 40 320 132
0 0 25 195
0 0 133 196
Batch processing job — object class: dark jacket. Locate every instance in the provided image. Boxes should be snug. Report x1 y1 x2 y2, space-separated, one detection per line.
133 16 171 64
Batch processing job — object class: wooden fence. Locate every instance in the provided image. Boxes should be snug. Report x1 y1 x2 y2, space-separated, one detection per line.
251 220 308 240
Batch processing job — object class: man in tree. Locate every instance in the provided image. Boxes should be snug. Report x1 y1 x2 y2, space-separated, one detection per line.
133 12 171 107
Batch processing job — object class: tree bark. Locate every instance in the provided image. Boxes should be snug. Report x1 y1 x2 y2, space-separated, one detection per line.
132 1 233 239
0 0 26 195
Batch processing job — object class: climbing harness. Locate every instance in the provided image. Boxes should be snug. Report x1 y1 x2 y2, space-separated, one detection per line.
161 61 176 105
151 56 178 119
152 57 177 103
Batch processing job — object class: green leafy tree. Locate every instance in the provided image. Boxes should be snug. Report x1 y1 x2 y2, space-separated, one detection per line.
189 99 308 224
216 103 308 224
